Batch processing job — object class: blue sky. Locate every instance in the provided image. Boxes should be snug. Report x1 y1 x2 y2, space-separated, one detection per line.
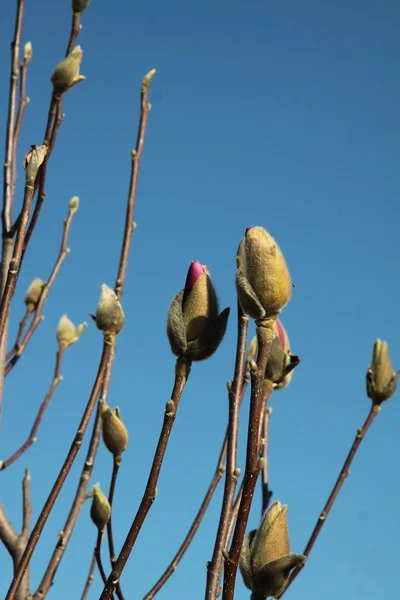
0 1 399 599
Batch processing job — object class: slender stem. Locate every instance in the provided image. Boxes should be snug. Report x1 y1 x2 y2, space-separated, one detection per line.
107 457 125 600
279 403 381 597
95 530 109 586
0 348 65 470
80 552 96 600
260 405 273 514
205 306 248 600
5 341 112 600
98 357 191 600
6 308 30 362
222 319 275 600
13 49 32 192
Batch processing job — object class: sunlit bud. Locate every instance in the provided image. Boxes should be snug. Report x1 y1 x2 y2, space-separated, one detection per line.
95 284 125 335
366 339 399 405
56 314 87 349
23 144 47 184
69 196 79 213
24 42 32 60
51 46 85 94
90 483 111 531
167 261 230 361
236 227 292 321
101 403 129 457
24 278 45 311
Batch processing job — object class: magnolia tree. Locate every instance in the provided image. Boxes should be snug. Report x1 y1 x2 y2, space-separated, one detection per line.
0 2 398 600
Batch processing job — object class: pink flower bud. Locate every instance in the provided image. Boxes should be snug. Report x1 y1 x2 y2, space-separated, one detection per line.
183 261 205 300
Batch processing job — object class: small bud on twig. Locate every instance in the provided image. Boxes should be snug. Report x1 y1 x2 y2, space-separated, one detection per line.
95 284 125 335
24 278 45 312
101 403 129 457
24 42 32 60
90 483 111 531
69 196 79 214
23 144 47 183
56 314 87 349
51 45 85 94
366 339 399 405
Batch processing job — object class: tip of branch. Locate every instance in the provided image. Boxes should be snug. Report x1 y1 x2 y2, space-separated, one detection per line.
24 468 30 479
142 68 156 91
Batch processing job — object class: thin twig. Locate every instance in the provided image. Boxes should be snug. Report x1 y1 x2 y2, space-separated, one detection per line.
95 530 109 586
80 552 96 600
222 319 275 600
107 457 125 600
98 357 191 600
260 405 273 514
13 47 32 190
279 403 381 597
6 202 77 375
205 306 248 600
5 340 112 600
0 348 65 470
6 308 30 362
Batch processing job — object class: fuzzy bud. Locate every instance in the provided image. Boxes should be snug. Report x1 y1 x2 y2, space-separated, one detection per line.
72 0 90 13
69 196 79 213
23 144 47 184
24 278 45 311
24 42 32 60
95 284 125 335
239 501 305 599
90 483 111 531
101 403 129 457
167 261 230 361
366 339 398 405
56 314 87 349
236 227 292 320
51 45 85 94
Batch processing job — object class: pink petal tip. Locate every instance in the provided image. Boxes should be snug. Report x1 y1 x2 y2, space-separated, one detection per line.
184 261 205 295
276 319 286 348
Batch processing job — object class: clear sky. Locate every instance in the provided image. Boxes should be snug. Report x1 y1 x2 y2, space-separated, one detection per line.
0 1 399 599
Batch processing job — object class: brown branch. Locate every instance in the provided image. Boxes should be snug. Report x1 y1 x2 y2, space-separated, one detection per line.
222 320 275 600
5 340 112 600
205 306 248 600
13 48 32 190
98 357 191 600
107 457 125 600
21 469 31 540
80 552 97 600
0 348 65 471
260 405 273 514
279 403 381 597
6 201 77 375
6 308 30 362
0 501 18 555
95 530 109 586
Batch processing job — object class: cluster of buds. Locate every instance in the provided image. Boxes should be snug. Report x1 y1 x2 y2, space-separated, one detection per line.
167 261 229 361
95 284 125 336
56 314 87 349
239 501 305 599
90 483 111 531
24 278 45 313
101 402 129 458
51 46 85 94
236 226 292 321
366 340 398 405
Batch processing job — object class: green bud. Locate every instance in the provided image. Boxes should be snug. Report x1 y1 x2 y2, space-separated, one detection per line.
90 483 111 531
69 196 79 213
56 314 87 349
366 339 399 404
24 278 45 311
95 284 125 335
24 42 32 60
51 45 85 94
101 403 129 456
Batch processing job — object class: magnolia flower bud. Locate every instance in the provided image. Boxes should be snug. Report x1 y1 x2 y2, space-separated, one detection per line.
95 284 125 335
101 403 129 457
24 42 32 60
239 501 305 599
69 196 79 213
236 227 292 321
51 46 85 94
366 340 399 404
24 278 45 311
167 261 230 361
90 483 111 531
23 144 47 184
56 314 87 349
72 0 90 13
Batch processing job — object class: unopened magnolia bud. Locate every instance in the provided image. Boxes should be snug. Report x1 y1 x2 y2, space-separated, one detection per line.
239 501 305 598
51 46 85 94
236 227 292 320
24 42 32 60
23 144 47 183
167 261 230 361
101 404 128 456
266 319 300 390
69 196 79 213
24 278 45 311
72 0 90 13
56 314 87 349
95 284 125 335
366 339 399 404
90 483 110 531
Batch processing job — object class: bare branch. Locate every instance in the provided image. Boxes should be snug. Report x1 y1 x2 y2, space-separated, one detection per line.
80 553 96 600
260 406 273 514
0 502 18 555
21 468 31 540
107 458 125 600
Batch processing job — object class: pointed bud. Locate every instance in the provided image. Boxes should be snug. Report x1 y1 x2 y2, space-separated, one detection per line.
24 42 32 60
23 144 47 184
101 403 129 456
24 278 45 311
51 46 85 94
239 501 305 598
72 0 90 13
56 314 87 349
366 340 399 404
236 227 292 320
167 261 230 361
90 483 111 531
95 284 125 335
69 196 79 213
